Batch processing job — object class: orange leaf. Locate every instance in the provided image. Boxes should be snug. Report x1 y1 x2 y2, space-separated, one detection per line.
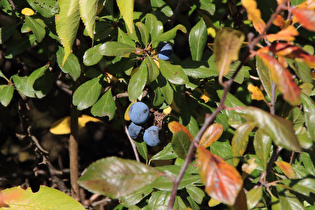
256 53 301 106
199 123 223 148
273 15 285 28
247 84 265 101
275 161 296 179
196 146 243 206
292 8 315 32
259 42 315 68
168 121 193 140
266 25 299 42
241 0 266 34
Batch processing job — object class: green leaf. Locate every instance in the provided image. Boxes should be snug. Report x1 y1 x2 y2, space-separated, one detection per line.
300 152 315 176
246 186 262 209
1 186 84 209
144 56 160 83
136 22 149 46
29 64 52 98
91 89 116 120
232 122 256 166
150 143 178 161
281 177 315 198
225 62 250 84
134 141 148 163
183 65 219 79
214 28 244 84
300 93 315 140
200 0 216 15
26 0 59 18
0 24 17 44
117 27 135 47
78 157 160 199
256 56 272 99
294 61 312 83
128 64 147 102
276 185 304 210
189 19 207 61
153 24 186 43
150 0 173 17
254 129 272 171
98 41 136 57
159 59 189 85
12 75 34 97
117 0 134 34
145 13 163 42
56 46 81 80
186 185 205 204
24 16 46 43
238 106 301 151
73 75 102 110
79 0 98 40
55 0 80 65
210 140 233 165
121 185 153 207
172 130 191 159
0 85 14 107
83 44 103 66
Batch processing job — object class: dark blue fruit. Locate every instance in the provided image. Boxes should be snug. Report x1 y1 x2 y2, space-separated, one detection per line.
129 102 149 125
128 122 143 139
158 43 173 61
143 126 160 146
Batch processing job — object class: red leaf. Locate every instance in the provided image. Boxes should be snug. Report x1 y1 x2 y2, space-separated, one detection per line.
292 8 315 32
256 53 301 106
196 146 243 206
168 121 193 140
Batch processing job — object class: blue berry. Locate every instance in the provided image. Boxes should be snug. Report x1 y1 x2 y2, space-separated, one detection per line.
158 43 173 61
128 102 149 125
128 122 143 139
143 126 160 146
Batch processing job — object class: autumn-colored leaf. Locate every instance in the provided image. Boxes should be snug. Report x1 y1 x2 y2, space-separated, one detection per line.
241 0 266 34
199 123 223 148
266 25 299 42
273 15 285 28
124 101 136 121
259 42 315 68
292 8 315 32
247 84 265 101
196 146 243 206
242 158 258 176
256 52 301 106
214 28 244 84
275 161 296 179
168 121 193 140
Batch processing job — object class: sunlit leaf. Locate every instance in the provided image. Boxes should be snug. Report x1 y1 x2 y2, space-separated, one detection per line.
150 143 178 162
79 0 98 40
78 157 160 198
214 28 244 84
21 8 34 16
254 129 272 171
159 59 189 85
257 52 301 106
246 186 262 209
237 106 301 151
275 161 296 179
276 185 304 210
241 0 266 34
266 25 299 42
0 85 14 107
199 123 223 148
242 158 258 176
189 19 207 61
153 24 186 43
127 62 147 101
24 16 46 43
56 46 81 81
197 146 243 206
26 0 59 18
247 84 265 101
136 22 149 46
56 0 80 65
256 56 272 99
168 121 193 140
292 8 315 32
98 41 136 57
300 93 315 140
117 0 134 34
124 101 136 121
273 15 285 28
1 186 84 209
91 89 117 120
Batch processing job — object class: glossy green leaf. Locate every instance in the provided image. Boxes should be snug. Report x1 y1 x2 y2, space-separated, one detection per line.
281 177 315 198
73 75 102 110
295 61 312 83
300 152 315 176
134 141 148 163
136 22 149 46
144 56 160 83
78 157 160 199
225 62 250 84
214 28 244 84
150 0 173 17
12 75 34 97
56 46 81 80
29 64 52 98
121 185 153 207
246 186 262 209
98 41 136 56
0 85 14 107
128 62 147 101
55 0 80 65
300 93 315 140
189 19 207 61
200 0 216 15
150 143 178 162
210 139 234 165
232 122 256 166
256 56 272 99
91 89 116 120
158 75 173 105
1 186 84 209
276 185 304 210
159 59 189 85
79 0 98 40
153 86 164 106
183 65 219 78
172 130 191 159
238 106 301 151
153 24 186 43
26 0 59 18
83 44 103 66
117 0 134 34
24 16 46 43
186 185 205 204
117 27 135 47
147 191 186 209
145 13 163 42
254 129 272 171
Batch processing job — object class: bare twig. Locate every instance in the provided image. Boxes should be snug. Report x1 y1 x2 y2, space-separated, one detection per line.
124 125 141 163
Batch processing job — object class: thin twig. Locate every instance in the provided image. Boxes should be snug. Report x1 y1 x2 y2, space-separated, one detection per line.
125 126 141 162
169 0 185 28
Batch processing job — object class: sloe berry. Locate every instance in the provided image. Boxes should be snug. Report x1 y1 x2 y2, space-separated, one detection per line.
128 122 143 139
143 126 160 146
158 43 173 61
128 102 149 125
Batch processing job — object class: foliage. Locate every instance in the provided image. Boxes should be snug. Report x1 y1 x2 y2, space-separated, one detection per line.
1 0 315 209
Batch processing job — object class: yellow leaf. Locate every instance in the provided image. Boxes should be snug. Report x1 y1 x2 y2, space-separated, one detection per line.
266 25 299 42
241 0 266 34
50 115 103 135
117 0 134 34
275 161 296 179
163 106 172 115
207 27 216 38
208 198 221 207
21 8 35 16
247 84 265 101
124 101 137 121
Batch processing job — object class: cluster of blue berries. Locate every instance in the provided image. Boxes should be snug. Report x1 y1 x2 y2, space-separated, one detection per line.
158 42 173 61
128 102 160 146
